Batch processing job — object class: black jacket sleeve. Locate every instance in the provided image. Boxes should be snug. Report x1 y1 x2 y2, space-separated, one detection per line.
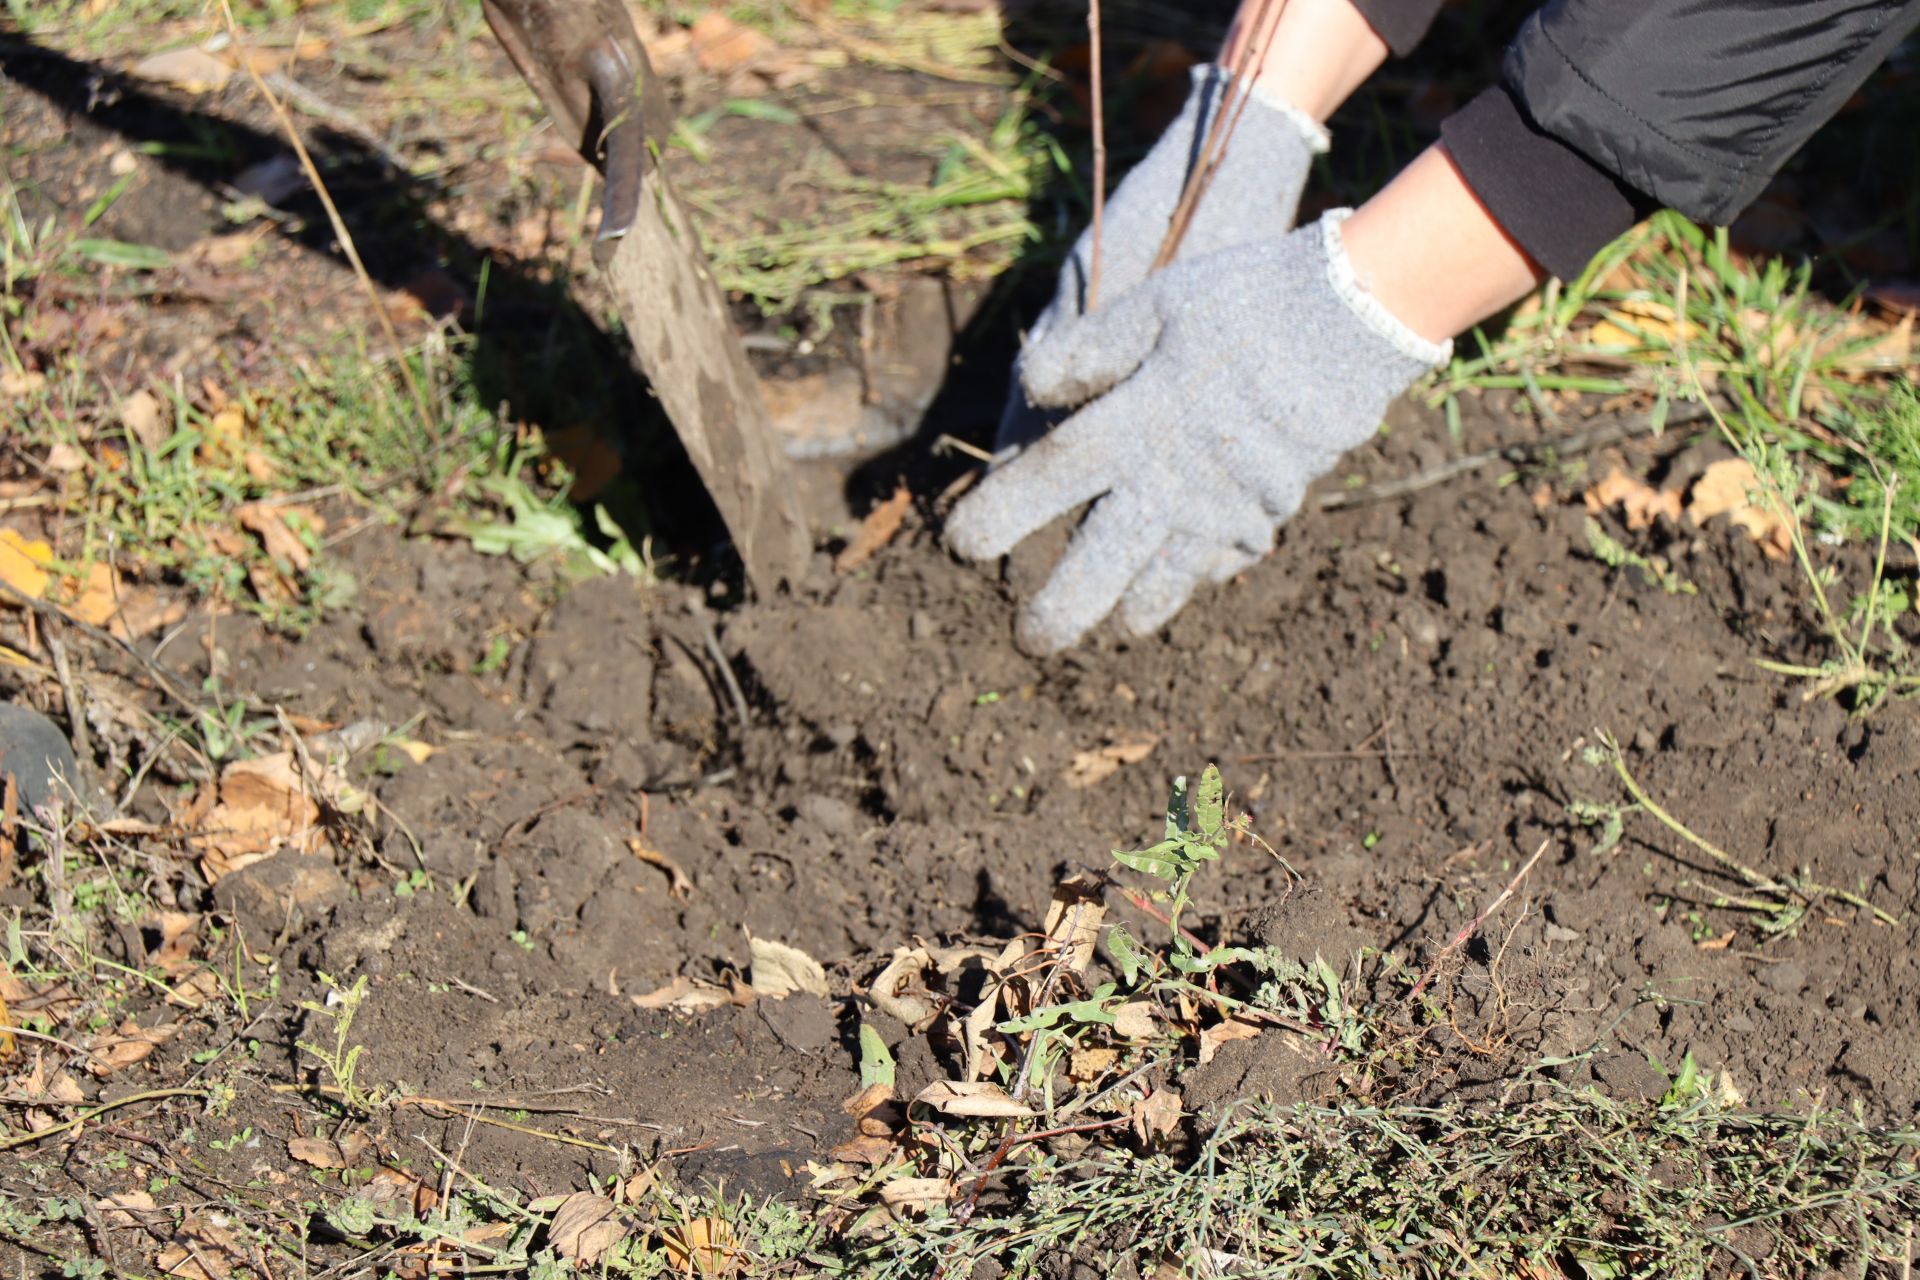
1445 0 1920 278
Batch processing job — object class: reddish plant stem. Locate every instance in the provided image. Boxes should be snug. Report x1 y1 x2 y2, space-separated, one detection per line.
1407 839 1550 1001
1086 0 1108 309
1152 0 1287 270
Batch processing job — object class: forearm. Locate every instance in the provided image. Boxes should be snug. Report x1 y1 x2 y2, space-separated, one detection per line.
1220 0 1387 124
1340 142 1546 344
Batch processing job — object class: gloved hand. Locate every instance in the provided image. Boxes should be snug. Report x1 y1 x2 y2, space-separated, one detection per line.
949 211 1452 654
997 65 1328 454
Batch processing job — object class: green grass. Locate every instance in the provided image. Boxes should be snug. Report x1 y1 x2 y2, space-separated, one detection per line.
7 763 1916 1280
1436 212 1917 545
687 95 1065 317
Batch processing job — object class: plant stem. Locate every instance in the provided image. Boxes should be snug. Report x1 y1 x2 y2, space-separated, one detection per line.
1085 0 1106 310
1603 733 1899 925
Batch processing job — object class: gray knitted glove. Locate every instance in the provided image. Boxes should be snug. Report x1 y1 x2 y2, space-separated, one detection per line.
950 211 1451 654
997 65 1328 453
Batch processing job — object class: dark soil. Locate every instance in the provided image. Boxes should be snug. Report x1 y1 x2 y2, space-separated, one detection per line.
6 0 1919 1235
164 384 1920 1201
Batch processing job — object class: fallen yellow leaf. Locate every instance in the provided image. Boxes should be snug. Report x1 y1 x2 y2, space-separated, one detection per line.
0 528 54 602
1064 733 1159 789
1583 467 1683 530
1687 458 1792 560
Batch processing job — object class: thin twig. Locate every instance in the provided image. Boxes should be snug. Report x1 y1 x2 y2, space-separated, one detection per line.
218 1 438 438
1084 0 1107 310
1152 0 1283 270
0 1088 207 1151
0 578 209 723
1601 732 1899 925
44 625 90 763
1318 406 1711 511
1407 839 1548 1001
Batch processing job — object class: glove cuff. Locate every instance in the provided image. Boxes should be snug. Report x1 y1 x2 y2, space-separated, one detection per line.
1316 209 1454 368
1191 64 1331 156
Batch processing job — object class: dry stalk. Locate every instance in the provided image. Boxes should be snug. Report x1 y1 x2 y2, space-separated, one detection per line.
1152 0 1287 270
1407 838 1548 1002
217 1 439 438
1085 0 1107 309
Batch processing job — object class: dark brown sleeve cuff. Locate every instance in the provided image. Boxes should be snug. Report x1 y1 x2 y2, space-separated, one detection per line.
1439 86 1642 281
1346 0 1445 58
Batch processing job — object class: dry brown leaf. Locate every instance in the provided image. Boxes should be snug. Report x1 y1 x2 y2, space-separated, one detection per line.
630 975 734 1013
131 47 233 93
867 946 938 1028
44 442 88 474
200 404 250 467
747 933 829 998
962 937 1026 1081
548 1192 628 1266
97 1191 159 1229
148 911 201 973
1130 1087 1182 1143
109 586 190 640
165 967 222 1011
913 1079 1035 1118
851 1100 903 1139
1696 929 1737 951
288 1133 370 1168
1110 1000 1157 1040
1197 1017 1262 1065
189 752 333 882
1687 458 1792 560
688 11 773 73
87 1019 180 1076
661 1216 740 1276
878 1177 952 1216
629 837 694 897
1584 466 1683 530
829 1132 898 1165
366 1167 437 1217
1042 875 1105 974
1064 732 1159 789
834 482 912 572
235 501 322 571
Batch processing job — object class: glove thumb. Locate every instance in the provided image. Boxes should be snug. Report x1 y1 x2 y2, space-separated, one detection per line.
1018 282 1163 410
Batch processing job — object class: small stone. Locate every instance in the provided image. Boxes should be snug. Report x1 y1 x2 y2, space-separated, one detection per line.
1759 961 1808 995
909 611 934 641
797 794 857 836
0 703 81 816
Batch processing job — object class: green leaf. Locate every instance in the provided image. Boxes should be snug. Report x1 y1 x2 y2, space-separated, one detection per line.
857 1023 895 1089
1107 924 1141 986
1168 945 1264 974
721 98 800 125
1192 764 1225 836
1162 775 1190 842
71 238 171 271
1112 838 1185 880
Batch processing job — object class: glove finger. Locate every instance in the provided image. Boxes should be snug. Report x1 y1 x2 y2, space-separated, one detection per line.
1019 284 1163 410
1170 492 1273 554
946 389 1136 560
992 358 1068 459
1117 534 1262 637
1016 490 1167 655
